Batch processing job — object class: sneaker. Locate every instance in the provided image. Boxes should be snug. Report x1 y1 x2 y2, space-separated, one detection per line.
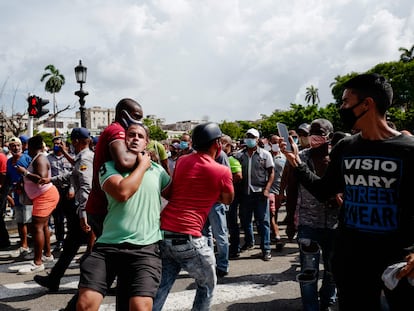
17 262 45 275
240 243 254 251
19 247 32 256
21 247 34 260
262 251 272 261
9 264 33 272
34 274 59 292
42 254 55 262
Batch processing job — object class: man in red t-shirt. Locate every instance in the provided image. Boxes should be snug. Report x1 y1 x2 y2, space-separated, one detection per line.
154 122 234 311
82 98 143 237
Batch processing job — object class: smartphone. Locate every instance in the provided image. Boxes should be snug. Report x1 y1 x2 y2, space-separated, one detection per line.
277 122 292 152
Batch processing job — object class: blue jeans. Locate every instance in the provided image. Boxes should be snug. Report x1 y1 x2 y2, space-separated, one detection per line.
297 225 337 311
239 193 271 252
202 203 229 272
153 236 217 311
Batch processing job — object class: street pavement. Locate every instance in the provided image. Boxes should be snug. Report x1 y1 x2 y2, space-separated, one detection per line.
0 207 319 311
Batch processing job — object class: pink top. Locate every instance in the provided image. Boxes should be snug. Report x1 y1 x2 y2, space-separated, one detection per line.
24 153 52 200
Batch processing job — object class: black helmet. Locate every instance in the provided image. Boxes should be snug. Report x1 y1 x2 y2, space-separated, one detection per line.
192 122 222 150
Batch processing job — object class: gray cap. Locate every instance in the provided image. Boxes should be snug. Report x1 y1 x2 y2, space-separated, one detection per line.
309 119 333 136
297 123 310 135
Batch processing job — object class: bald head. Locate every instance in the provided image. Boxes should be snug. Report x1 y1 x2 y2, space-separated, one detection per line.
115 98 143 129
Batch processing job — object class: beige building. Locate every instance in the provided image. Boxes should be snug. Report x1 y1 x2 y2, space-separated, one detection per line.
76 106 115 135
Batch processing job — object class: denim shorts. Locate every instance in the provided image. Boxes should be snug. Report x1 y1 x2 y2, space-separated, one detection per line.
14 204 32 224
79 242 161 298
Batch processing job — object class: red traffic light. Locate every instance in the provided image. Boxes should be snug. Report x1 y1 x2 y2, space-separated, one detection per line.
27 96 39 117
27 95 49 118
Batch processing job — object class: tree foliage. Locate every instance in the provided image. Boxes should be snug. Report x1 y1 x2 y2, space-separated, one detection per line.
399 45 414 62
143 117 168 141
218 47 414 139
40 65 65 93
219 121 244 139
305 85 320 105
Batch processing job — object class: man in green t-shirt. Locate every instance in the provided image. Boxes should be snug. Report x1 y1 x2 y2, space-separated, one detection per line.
76 123 171 311
146 140 171 175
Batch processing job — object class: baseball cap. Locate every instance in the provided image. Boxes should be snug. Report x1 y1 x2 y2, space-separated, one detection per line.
246 128 260 138
71 127 91 140
297 123 310 135
9 137 22 145
309 119 333 136
171 142 180 149
19 135 29 144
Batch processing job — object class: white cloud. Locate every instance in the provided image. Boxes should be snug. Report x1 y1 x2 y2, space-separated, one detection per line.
0 0 413 124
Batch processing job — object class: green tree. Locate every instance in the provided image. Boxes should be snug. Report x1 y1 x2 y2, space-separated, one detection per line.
40 65 65 135
219 121 244 139
399 45 414 62
305 85 320 105
329 59 414 131
143 117 168 141
37 131 55 148
148 125 168 141
368 61 414 109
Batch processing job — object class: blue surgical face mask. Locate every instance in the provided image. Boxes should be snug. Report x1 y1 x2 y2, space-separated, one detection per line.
53 145 60 153
245 138 257 148
292 137 299 144
121 110 142 129
180 141 189 150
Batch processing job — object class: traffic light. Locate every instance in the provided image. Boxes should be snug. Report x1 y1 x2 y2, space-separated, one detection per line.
27 96 49 118
37 97 49 118
27 95 39 117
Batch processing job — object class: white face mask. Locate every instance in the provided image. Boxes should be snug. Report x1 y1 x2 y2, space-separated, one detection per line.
264 144 271 151
271 144 280 152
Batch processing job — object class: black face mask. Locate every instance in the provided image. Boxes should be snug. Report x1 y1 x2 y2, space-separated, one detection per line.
339 99 367 129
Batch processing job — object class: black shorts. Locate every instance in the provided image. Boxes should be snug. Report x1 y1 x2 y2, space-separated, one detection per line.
78 242 161 298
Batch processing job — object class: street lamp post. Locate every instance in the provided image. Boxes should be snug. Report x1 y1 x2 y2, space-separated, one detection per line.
74 60 88 128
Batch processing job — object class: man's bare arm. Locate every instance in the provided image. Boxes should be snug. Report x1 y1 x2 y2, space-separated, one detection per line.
110 139 138 172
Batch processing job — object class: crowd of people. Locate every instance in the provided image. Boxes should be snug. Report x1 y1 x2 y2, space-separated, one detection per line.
1 73 414 310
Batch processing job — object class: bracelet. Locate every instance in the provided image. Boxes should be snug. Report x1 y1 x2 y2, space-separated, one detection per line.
23 170 29 177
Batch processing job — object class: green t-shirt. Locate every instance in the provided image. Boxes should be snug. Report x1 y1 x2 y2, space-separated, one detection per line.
146 140 168 163
97 160 171 246
229 156 242 174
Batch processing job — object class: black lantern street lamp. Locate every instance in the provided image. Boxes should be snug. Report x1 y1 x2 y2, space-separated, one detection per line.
74 60 88 128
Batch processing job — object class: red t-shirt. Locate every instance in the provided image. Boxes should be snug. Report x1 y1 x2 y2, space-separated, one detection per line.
161 152 233 237
85 122 125 215
0 152 7 174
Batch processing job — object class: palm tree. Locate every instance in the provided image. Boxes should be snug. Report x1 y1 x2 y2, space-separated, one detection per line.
398 45 414 62
40 64 65 135
305 85 320 105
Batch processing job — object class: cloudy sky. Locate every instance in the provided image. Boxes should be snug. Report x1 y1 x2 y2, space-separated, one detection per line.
0 0 413 124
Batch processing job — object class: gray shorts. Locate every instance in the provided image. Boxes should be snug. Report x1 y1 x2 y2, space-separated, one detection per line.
14 204 32 224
